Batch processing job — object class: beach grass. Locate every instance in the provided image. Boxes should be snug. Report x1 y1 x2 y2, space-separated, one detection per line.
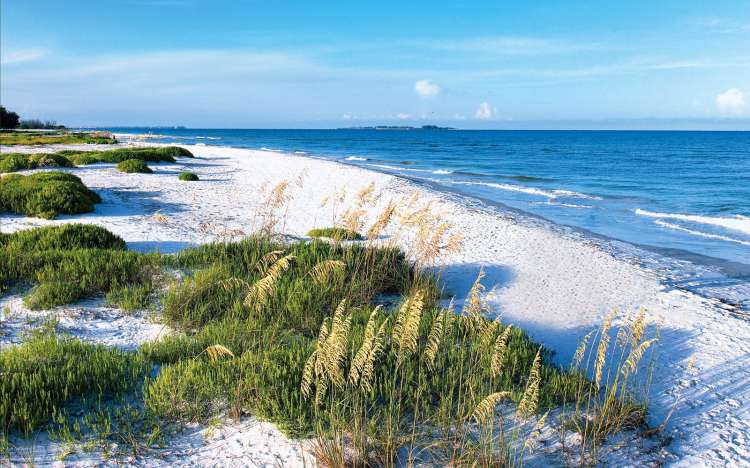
307 227 364 241
0 153 75 173
0 224 126 251
63 146 193 165
0 217 658 464
117 159 152 174
178 171 199 181
0 131 116 146
0 171 101 219
0 331 147 437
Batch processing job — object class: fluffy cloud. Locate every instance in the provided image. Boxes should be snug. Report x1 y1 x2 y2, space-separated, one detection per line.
396 113 410 120
716 88 747 115
474 102 496 120
414 80 440 98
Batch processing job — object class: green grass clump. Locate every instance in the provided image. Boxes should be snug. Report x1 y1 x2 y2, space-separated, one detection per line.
117 159 152 174
0 248 160 309
0 153 74 173
0 333 147 436
0 131 117 146
0 171 101 219
0 224 126 251
0 225 157 308
105 283 152 311
307 227 363 241
63 146 193 166
178 171 199 181
162 237 417 333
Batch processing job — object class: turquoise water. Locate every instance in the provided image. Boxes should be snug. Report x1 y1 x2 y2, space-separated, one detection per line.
106 129 750 275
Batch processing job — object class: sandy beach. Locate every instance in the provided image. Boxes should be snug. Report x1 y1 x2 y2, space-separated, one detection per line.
1 141 749 466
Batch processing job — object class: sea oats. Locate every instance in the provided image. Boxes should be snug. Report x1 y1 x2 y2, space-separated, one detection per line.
523 411 549 451
204 344 235 362
256 250 285 274
572 330 594 369
595 310 617 388
491 325 513 378
244 255 295 312
422 312 445 369
471 391 511 424
392 290 425 363
349 307 386 392
621 338 657 379
517 347 542 418
309 260 346 284
367 201 396 239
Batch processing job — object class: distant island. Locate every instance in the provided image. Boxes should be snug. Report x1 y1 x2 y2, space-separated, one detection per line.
337 125 456 131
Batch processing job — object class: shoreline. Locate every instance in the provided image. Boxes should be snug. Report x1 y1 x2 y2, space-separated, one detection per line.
2 141 750 465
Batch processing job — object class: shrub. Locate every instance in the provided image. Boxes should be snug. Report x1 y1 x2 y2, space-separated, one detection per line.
105 283 153 311
64 146 193 166
0 131 116 146
307 227 363 241
0 225 159 309
162 266 240 329
117 159 152 174
0 153 74 173
0 334 147 436
0 171 101 219
0 248 161 309
178 171 199 181
0 224 126 251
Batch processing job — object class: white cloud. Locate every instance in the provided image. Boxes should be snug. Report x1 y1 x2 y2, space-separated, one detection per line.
396 113 410 120
474 102 496 120
414 79 440 98
1 48 48 66
716 88 747 115
429 36 596 55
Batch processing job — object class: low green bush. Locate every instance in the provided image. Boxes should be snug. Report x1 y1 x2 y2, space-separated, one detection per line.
307 227 363 241
63 146 193 166
0 171 101 219
0 153 74 173
105 283 152 311
0 224 126 251
0 131 117 146
117 159 152 174
0 334 147 436
178 171 199 181
0 225 160 308
162 266 239 329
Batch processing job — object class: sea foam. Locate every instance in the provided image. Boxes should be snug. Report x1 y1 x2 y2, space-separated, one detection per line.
654 220 750 246
452 181 599 200
636 209 750 236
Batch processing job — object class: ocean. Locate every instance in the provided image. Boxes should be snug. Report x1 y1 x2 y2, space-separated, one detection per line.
105 128 750 297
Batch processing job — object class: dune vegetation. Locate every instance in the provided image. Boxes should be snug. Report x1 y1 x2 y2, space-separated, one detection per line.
0 153 74 173
0 171 101 219
308 227 364 241
63 146 193 165
0 131 116 146
178 171 199 181
0 146 193 173
0 180 660 465
117 159 153 174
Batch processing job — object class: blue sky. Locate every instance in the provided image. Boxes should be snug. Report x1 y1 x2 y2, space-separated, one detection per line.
1 0 749 128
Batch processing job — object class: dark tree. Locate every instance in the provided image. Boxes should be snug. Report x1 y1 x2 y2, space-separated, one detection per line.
0 106 21 129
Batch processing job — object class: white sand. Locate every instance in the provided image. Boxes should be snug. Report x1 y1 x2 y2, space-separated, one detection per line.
1 143 749 466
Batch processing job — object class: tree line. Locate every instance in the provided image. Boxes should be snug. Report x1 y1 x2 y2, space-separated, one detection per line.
1 106 65 129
